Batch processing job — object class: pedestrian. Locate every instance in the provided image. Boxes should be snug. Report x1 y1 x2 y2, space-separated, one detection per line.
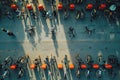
1 28 15 37
1 69 9 80
42 9 46 17
16 9 22 19
76 68 80 78
44 56 50 69
68 27 75 38
85 26 92 35
17 67 24 79
7 30 15 36
1 28 7 32
53 10 57 17
85 68 90 78
64 72 67 79
51 0 54 5
90 9 97 22
26 27 35 36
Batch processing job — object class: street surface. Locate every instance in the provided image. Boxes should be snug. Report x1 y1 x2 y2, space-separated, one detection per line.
0 0 120 80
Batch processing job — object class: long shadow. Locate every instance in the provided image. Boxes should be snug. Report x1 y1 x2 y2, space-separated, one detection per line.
58 0 120 80
51 32 59 57
0 14 33 80
39 13 50 37
24 12 37 50
33 69 41 80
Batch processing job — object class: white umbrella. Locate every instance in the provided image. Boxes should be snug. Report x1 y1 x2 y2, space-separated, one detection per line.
109 4 116 11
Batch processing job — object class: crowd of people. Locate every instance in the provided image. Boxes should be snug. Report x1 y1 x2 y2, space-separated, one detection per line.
0 0 120 39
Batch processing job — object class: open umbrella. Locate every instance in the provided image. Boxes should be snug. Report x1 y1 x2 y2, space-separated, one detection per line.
38 4 44 10
11 4 17 10
93 64 99 69
86 4 93 9
99 4 106 10
30 64 36 69
69 64 74 69
10 64 17 70
41 63 47 69
80 64 87 69
109 4 116 11
105 64 112 69
26 4 33 10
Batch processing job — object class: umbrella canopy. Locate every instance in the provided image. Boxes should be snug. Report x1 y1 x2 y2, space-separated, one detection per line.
109 4 116 11
38 4 44 10
58 64 63 69
69 64 74 69
93 64 99 69
105 64 112 69
99 4 106 9
86 4 93 9
30 64 36 69
26 4 33 10
70 4 75 9
11 4 17 10
80 64 87 69
10 64 17 70
41 63 47 69
58 3 63 10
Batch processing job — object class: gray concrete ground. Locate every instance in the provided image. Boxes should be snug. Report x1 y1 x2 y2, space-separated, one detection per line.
0 0 120 80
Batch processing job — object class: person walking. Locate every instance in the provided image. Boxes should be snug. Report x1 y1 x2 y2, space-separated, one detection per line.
68 26 76 39
1 28 7 32
7 30 15 36
1 28 15 37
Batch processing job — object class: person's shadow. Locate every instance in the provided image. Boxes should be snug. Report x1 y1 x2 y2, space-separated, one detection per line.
51 30 59 57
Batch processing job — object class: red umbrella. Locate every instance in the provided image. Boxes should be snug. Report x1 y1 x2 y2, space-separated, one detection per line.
105 64 112 69
80 64 87 69
70 4 75 10
38 4 44 10
11 4 17 10
86 4 93 9
58 3 63 10
93 64 99 69
99 4 106 10
26 4 33 10
10 64 17 70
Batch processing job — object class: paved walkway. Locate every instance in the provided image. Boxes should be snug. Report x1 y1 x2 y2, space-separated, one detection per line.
0 0 120 80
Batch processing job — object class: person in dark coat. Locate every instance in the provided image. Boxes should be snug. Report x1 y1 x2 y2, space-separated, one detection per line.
1 28 15 36
1 28 7 32
7 30 15 36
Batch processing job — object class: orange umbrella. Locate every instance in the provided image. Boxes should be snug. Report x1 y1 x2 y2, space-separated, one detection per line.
69 64 74 69
58 3 63 10
70 4 75 10
99 4 106 10
30 64 36 69
10 64 17 70
105 64 112 69
41 63 47 69
86 4 93 9
38 4 44 10
58 64 63 69
93 64 99 69
26 4 33 10
11 4 17 10
80 64 87 69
